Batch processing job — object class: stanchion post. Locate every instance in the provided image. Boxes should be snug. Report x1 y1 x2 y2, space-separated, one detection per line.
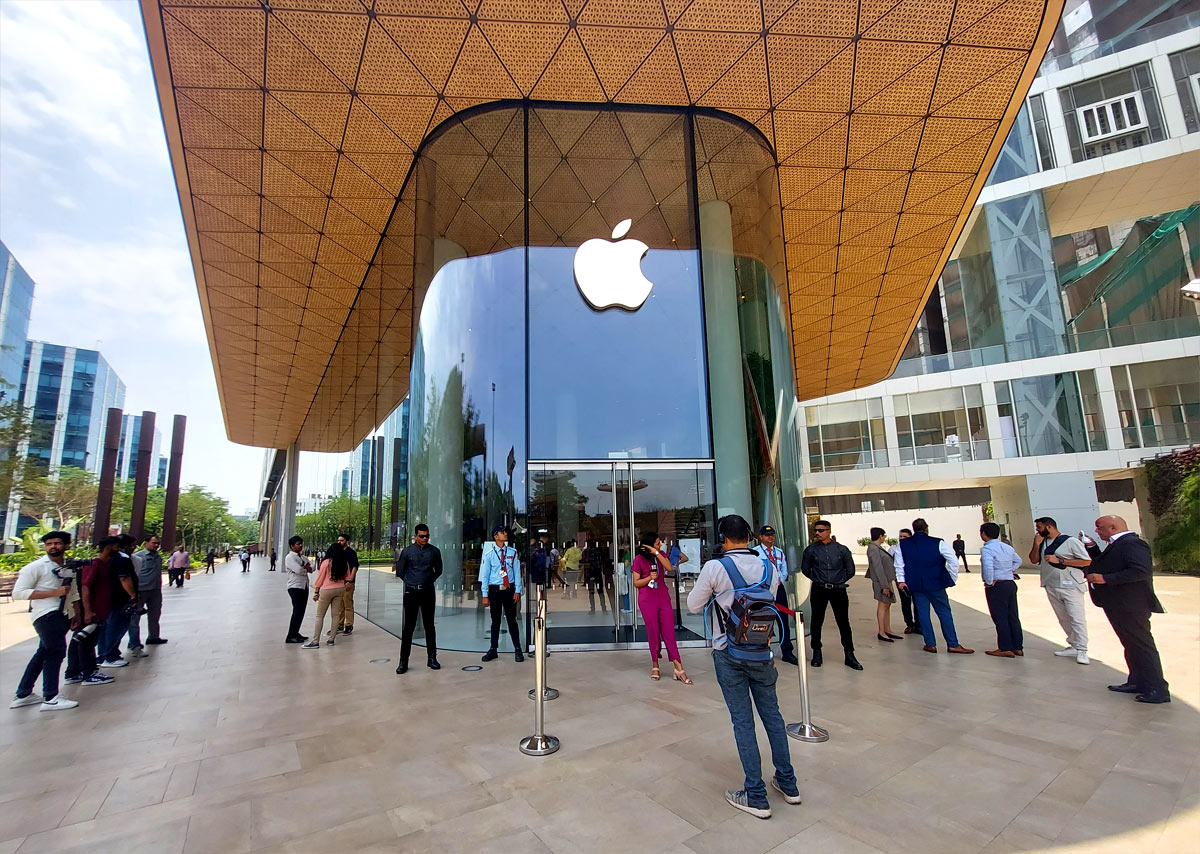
529 585 559 701
786 611 830 743
519 594 560 756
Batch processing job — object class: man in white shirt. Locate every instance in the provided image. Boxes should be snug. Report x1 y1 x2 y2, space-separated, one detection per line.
10 531 80 711
894 518 974 654
686 514 800 820
1028 516 1090 664
283 536 315 643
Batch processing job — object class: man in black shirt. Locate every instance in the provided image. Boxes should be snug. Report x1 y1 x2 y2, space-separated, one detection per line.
952 534 970 572
394 524 443 674
799 520 861 671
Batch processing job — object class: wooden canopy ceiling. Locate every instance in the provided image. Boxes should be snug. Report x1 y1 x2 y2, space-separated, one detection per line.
141 0 1063 452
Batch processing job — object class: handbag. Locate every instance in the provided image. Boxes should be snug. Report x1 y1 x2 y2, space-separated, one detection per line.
185 570 191 580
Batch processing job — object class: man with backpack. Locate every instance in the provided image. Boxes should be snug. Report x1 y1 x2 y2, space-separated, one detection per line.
686 514 800 820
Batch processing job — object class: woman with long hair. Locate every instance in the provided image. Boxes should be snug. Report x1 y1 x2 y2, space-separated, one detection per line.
303 543 347 648
632 531 691 684
865 528 902 643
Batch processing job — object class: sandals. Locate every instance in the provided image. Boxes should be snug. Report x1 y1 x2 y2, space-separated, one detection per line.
673 668 693 685
650 665 660 681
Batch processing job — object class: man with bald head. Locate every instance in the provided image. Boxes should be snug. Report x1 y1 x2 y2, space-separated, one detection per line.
1081 515 1169 704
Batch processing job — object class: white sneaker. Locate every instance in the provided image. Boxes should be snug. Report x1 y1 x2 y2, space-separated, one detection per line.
99 659 128 668
1076 651 1090 665
1053 647 1077 657
40 696 78 712
9 694 42 709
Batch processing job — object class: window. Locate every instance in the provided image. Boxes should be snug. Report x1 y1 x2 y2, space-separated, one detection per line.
895 387 989 465
1029 94 1056 170
994 381 1021 458
1169 48 1200 134
1112 358 1200 449
1077 370 1107 451
1060 64 1165 162
805 400 887 472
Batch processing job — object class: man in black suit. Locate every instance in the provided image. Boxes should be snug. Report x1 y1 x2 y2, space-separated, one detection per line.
1077 515 1168 704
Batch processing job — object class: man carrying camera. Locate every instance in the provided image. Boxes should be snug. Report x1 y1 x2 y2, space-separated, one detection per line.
10 530 80 711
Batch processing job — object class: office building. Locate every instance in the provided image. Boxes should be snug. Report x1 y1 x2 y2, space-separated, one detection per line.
0 241 35 399
116 413 164 484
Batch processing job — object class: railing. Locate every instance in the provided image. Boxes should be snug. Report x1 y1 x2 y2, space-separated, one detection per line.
1038 13 1200 75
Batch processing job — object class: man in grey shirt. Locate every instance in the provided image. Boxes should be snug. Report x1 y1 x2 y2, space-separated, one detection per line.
1028 516 1090 664
131 535 167 647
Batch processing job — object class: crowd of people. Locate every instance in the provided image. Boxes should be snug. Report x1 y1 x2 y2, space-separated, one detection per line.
10 531 181 711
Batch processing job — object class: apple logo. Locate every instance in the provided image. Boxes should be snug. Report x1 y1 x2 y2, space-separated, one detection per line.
573 218 653 311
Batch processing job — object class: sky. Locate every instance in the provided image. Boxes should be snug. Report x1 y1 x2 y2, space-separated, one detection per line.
0 0 280 515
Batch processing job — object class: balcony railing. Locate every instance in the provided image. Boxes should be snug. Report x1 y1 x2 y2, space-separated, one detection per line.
1038 12 1200 75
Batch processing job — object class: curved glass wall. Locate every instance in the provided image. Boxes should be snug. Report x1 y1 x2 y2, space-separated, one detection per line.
358 103 806 651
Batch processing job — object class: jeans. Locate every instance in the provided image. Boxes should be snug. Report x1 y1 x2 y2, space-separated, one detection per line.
99 609 131 662
911 588 959 648
984 580 1023 651
487 585 521 652
400 584 437 661
711 648 797 806
287 588 308 639
127 613 142 650
66 624 101 679
809 585 854 653
17 611 70 701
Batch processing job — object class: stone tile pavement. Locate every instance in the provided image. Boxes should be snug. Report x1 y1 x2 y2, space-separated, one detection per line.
0 555 1196 853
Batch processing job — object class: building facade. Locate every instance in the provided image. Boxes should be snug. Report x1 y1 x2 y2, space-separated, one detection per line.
0 241 35 399
116 413 164 485
801 4 1200 553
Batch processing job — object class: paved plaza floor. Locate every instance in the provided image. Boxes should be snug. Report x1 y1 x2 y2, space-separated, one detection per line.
1 556 1196 854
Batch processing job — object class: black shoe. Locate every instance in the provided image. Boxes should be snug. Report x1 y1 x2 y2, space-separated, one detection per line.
845 654 864 671
810 649 822 667
886 632 903 640
342 625 353 635
1107 682 1142 694
481 649 498 662
427 656 441 670
1135 688 1170 704
781 652 799 666
146 638 168 645
396 660 408 674
877 634 895 643
285 637 304 644
514 650 525 662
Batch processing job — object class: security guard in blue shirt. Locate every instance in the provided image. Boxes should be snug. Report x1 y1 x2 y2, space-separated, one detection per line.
479 524 523 662
754 525 799 665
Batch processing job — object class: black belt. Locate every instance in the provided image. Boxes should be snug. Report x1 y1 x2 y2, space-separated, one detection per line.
815 582 848 589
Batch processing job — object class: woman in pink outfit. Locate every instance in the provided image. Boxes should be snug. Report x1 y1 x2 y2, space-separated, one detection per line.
632 532 692 684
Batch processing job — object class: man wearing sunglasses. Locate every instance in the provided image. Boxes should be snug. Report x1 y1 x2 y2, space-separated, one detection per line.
394 524 444 674
800 520 862 670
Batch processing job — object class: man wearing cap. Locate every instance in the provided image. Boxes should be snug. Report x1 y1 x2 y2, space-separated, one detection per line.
754 526 798 666
480 525 523 662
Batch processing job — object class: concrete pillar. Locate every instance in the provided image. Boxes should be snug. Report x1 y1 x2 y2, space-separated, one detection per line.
1093 365 1126 453
129 410 156 541
92 407 124 544
700 200 752 517
991 472 1099 565
277 444 299 559
160 415 186 551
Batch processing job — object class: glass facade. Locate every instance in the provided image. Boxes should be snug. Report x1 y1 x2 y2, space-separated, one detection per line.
896 387 990 464
351 103 801 651
1113 357 1200 448
0 240 35 398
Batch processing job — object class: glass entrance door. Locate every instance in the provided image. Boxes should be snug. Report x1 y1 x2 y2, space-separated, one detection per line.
530 461 715 649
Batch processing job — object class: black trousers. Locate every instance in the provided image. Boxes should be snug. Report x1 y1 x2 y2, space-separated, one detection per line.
774 583 794 658
809 585 854 653
984 580 1023 651
1104 607 1167 692
898 585 920 629
66 624 100 679
400 584 437 661
287 588 308 640
487 585 521 652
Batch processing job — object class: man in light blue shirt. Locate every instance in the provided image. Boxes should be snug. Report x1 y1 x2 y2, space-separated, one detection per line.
754 525 798 665
979 522 1024 658
479 524 523 663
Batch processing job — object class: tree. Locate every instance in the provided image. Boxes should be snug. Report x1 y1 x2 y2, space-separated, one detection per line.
0 401 50 514
21 466 98 527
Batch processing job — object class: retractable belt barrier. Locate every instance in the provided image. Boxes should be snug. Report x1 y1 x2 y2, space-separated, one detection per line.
785 612 830 743
519 587 560 756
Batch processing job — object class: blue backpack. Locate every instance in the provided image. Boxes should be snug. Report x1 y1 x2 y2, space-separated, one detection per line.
709 556 780 661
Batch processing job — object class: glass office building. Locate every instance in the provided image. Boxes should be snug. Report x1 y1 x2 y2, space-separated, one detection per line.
0 241 35 399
